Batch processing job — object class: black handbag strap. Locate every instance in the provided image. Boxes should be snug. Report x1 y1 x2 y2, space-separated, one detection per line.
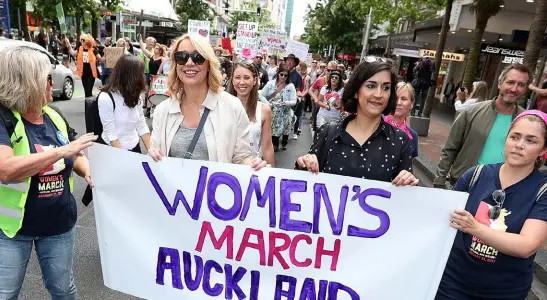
184 107 210 159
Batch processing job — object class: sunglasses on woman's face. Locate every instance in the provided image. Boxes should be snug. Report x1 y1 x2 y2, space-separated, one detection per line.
331 75 340 80
174 50 206 65
279 73 288 78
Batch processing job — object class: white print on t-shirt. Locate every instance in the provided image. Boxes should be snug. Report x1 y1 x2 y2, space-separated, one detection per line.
82 51 89 63
35 144 66 198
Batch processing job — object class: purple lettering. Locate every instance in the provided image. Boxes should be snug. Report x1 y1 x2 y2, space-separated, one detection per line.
348 187 391 238
143 162 207 219
156 247 183 289
328 281 360 299
280 179 311 233
182 251 203 291
250 271 260 300
299 278 317 300
240 175 277 227
203 260 223 296
318 280 328 300
207 172 243 221
224 264 247 299
312 184 349 235
275 275 297 300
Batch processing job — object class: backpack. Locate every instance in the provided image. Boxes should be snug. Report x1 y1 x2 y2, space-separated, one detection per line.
469 165 547 202
84 91 115 144
0 104 74 140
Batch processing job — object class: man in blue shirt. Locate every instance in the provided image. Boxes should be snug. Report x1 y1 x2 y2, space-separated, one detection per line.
284 53 302 90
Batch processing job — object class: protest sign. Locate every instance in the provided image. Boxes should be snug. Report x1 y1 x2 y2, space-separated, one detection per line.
148 75 170 105
236 21 259 53
261 28 286 51
55 3 67 35
284 40 310 61
104 47 125 69
188 20 211 40
88 144 467 300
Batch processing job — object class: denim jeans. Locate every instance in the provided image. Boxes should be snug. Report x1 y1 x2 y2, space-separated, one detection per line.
0 227 77 300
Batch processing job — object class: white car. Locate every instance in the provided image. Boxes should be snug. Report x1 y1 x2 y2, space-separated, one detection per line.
0 39 75 100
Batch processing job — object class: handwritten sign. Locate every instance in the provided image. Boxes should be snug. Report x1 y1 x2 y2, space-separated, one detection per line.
261 28 286 51
236 21 259 53
188 20 211 39
88 144 467 300
284 40 310 62
104 47 125 69
148 75 170 105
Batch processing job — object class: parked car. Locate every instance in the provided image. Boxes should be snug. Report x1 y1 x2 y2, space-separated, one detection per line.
0 39 75 100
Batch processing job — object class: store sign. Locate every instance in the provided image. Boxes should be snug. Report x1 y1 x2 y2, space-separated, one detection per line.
393 48 420 58
419 49 465 62
481 44 524 64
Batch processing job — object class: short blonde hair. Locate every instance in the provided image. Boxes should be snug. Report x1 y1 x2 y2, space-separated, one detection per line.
168 33 223 99
116 38 125 47
0 46 50 113
396 81 415 102
79 34 94 48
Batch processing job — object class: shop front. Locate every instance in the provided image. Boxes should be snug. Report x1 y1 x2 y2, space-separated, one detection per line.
417 49 466 97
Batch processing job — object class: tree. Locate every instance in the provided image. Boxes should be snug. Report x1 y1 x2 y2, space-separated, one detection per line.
523 0 547 80
422 0 454 118
175 0 216 33
29 0 122 37
462 0 503 90
227 0 275 35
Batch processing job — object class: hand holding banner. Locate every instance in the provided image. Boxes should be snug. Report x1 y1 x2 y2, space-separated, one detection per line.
88 144 467 300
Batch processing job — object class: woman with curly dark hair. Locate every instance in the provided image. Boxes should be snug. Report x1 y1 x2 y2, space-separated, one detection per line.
98 55 151 153
296 57 419 186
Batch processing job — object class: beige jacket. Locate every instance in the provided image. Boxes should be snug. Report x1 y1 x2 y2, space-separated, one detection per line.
150 90 253 163
435 99 524 184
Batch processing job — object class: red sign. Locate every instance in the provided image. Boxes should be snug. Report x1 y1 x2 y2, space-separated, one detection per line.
222 38 233 55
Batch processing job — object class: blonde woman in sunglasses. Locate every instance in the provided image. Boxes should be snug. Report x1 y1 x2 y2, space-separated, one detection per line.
148 33 266 171
437 110 547 300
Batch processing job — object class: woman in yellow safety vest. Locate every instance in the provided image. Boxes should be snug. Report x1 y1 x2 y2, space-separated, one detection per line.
0 45 97 300
66 33 104 98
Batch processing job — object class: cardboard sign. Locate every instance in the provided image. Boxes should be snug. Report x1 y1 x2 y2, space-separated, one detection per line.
104 47 125 69
188 20 211 39
236 21 259 53
88 144 468 300
261 28 286 51
284 40 310 62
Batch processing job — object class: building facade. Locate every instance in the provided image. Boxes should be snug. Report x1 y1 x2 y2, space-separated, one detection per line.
284 0 294 35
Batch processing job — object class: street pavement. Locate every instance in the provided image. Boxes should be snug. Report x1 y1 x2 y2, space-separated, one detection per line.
18 82 314 300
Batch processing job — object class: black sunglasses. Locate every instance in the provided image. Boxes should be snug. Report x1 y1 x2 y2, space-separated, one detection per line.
331 75 340 80
47 74 53 85
279 73 288 78
489 190 506 219
326 69 336 72
174 50 206 65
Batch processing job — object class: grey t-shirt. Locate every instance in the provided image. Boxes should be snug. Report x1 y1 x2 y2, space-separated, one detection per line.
169 123 209 160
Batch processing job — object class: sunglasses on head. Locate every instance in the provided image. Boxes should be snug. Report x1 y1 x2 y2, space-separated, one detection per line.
489 190 506 219
364 56 388 63
174 50 206 65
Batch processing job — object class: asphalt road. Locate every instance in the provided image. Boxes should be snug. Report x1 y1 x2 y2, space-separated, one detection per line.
18 81 314 300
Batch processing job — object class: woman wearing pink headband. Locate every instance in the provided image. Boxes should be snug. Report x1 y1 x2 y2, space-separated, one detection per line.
436 110 547 299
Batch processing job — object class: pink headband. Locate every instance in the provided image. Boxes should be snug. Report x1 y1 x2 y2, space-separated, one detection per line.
511 110 547 159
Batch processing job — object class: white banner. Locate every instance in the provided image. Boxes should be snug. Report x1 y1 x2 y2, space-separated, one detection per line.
393 48 421 58
260 28 287 51
88 144 467 300
284 40 310 61
236 21 259 53
188 19 211 39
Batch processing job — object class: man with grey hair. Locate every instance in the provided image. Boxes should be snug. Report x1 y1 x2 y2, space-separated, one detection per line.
433 63 531 188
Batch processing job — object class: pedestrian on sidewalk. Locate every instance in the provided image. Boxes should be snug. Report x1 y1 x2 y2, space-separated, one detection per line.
147 33 267 171
436 110 547 300
384 82 419 158
65 34 104 98
454 81 489 116
0 45 97 300
260 64 297 152
296 58 418 186
433 64 530 188
227 61 275 166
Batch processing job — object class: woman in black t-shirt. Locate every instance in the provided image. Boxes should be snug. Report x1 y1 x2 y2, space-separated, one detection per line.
296 58 418 186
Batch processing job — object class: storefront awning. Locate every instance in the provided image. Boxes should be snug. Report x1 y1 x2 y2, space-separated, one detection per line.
122 0 178 21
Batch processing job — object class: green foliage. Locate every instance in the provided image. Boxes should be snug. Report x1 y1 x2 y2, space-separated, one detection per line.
301 1 363 54
29 0 122 24
175 0 217 33
227 0 276 35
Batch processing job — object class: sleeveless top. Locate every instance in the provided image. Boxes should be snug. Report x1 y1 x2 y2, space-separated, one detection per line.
249 104 262 158
149 57 162 75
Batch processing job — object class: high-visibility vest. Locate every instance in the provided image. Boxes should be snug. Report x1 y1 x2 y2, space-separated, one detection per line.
0 106 74 238
76 46 98 78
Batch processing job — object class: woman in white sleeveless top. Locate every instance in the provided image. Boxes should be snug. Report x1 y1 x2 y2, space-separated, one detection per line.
227 61 275 166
